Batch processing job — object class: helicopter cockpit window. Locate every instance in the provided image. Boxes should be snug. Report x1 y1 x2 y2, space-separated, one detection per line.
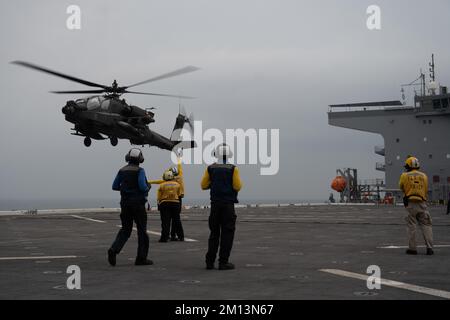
87 97 101 110
75 98 87 108
101 98 110 110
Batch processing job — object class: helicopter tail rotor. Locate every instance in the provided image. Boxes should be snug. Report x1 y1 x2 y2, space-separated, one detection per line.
170 108 195 141
187 112 195 133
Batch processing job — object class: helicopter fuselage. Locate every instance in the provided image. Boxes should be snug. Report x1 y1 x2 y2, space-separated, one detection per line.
11 60 198 150
61 95 176 149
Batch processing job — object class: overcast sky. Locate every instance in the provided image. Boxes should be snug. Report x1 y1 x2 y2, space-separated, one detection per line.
1 0 449 208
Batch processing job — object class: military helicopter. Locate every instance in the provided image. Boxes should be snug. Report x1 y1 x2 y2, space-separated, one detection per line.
11 61 198 150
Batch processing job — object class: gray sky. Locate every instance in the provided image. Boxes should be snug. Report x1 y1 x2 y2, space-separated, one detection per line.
1 0 450 207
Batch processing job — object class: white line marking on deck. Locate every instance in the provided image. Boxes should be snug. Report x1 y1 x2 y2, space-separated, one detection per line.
116 225 198 242
320 268 450 299
0 255 79 261
71 215 106 223
378 245 450 249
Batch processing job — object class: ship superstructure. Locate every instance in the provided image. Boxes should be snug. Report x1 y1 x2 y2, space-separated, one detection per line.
328 55 450 202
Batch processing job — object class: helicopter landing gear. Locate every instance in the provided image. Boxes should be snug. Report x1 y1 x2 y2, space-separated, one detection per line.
84 137 92 147
110 136 118 146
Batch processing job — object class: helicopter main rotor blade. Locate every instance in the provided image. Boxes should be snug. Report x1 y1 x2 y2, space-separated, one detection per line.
51 89 106 94
124 90 195 99
125 66 200 89
11 61 108 89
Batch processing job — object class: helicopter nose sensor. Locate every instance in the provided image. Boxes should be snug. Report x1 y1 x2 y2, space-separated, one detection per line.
62 100 81 114
62 103 72 114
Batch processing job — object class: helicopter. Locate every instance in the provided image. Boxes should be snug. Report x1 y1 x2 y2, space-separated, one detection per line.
11 61 199 150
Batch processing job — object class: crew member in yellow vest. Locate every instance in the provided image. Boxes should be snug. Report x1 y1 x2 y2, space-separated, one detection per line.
149 156 185 241
399 156 434 255
157 170 182 242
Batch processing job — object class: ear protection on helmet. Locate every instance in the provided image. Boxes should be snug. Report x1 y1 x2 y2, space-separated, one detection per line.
125 148 144 163
213 143 233 159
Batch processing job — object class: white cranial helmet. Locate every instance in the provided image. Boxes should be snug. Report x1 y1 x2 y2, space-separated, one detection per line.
125 148 144 163
214 143 233 159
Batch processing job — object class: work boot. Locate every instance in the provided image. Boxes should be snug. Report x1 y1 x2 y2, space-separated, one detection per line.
219 262 235 270
159 238 168 243
170 237 178 241
135 258 154 266
107 249 116 266
406 249 418 255
206 262 214 270
178 237 185 242
426 248 434 256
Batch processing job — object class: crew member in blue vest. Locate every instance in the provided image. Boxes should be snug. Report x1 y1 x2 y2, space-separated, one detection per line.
201 143 242 270
108 148 153 266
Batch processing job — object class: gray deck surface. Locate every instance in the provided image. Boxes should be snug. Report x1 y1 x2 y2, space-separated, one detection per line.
1 205 449 300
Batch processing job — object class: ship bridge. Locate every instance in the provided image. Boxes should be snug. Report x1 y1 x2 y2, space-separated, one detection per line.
328 88 450 202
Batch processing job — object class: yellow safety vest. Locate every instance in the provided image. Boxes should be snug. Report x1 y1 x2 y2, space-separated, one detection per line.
157 181 181 204
149 159 185 197
399 170 428 202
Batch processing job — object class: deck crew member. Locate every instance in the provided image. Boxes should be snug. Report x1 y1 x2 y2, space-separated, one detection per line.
157 170 183 242
201 143 242 270
149 155 185 241
447 192 450 215
399 156 434 255
108 148 153 266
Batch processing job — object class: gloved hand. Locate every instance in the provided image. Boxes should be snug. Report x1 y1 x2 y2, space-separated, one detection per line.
403 196 409 207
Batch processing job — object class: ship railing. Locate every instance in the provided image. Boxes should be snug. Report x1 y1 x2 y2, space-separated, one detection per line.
358 178 385 186
328 106 389 113
328 100 406 113
430 183 450 204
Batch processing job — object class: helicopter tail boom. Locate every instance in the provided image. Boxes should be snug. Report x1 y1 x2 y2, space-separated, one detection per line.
171 140 197 150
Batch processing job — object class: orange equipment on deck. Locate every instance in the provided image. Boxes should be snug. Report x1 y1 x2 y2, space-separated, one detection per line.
331 176 347 193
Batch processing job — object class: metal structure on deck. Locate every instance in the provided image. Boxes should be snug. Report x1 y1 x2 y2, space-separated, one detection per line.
328 55 450 203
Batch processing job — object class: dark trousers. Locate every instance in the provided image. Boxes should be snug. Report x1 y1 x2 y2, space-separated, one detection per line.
205 202 237 264
159 202 180 240
171 199 184 239
110 203 149 260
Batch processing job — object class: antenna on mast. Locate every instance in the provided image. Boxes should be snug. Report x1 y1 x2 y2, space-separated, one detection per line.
420 69 425 96
429 53 435 82
428 54 439 95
